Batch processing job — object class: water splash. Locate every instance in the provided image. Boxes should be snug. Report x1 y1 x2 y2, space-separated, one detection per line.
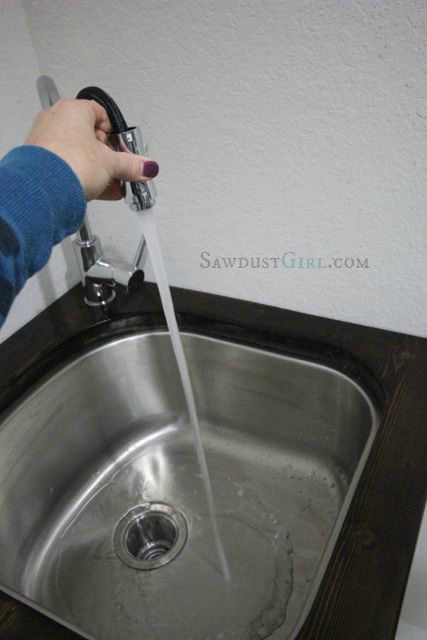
38 480 293 640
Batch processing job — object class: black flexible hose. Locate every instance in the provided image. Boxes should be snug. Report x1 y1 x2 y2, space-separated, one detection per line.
76 86 128 133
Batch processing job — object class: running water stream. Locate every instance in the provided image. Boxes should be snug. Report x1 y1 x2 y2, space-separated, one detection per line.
138 210 230 581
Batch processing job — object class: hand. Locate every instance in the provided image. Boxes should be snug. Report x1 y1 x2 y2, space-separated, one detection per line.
25 98 159 201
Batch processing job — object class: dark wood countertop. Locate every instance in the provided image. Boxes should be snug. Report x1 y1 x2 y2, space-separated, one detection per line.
0 282 426 640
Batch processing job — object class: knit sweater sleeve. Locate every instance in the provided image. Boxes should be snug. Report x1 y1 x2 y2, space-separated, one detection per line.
0 145 86 326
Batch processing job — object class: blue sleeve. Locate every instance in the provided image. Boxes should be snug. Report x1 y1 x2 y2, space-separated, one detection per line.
0 145 86 326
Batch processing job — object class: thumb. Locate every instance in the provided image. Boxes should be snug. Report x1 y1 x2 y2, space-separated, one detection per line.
108 148 159 182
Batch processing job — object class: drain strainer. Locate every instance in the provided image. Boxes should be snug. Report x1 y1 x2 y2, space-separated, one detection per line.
114 502 187 570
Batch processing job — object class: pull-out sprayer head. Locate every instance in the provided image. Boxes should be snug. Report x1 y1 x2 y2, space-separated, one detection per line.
108 127 156 211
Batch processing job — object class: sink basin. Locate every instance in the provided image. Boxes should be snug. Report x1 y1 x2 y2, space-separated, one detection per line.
0 330 379 639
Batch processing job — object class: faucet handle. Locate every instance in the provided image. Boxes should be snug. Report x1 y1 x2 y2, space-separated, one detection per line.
73 235 144 306
108 127 156 211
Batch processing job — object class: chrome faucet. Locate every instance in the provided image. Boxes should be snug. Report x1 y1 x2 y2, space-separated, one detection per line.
36 76 154 306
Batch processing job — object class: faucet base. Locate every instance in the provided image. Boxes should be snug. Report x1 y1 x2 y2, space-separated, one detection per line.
84 283 116 307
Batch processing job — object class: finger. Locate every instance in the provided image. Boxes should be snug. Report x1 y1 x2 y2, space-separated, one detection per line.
95 129 109 144
97 180 125 201
78 99 112 132
108 148 159 181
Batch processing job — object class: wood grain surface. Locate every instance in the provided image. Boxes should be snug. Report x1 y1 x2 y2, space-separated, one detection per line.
0 282 425 640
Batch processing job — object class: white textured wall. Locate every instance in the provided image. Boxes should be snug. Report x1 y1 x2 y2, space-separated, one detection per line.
2 0 426 341
0 1 81 342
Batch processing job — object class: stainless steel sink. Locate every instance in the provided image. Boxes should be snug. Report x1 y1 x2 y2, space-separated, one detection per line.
0 331 379 639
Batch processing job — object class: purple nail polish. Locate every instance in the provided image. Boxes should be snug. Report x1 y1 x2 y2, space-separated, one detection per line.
141 161 159 178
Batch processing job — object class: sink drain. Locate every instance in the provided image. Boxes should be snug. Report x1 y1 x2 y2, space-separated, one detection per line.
114 503 187 570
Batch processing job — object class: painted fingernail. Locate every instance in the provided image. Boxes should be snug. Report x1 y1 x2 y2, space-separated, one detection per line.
141 160 159 178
